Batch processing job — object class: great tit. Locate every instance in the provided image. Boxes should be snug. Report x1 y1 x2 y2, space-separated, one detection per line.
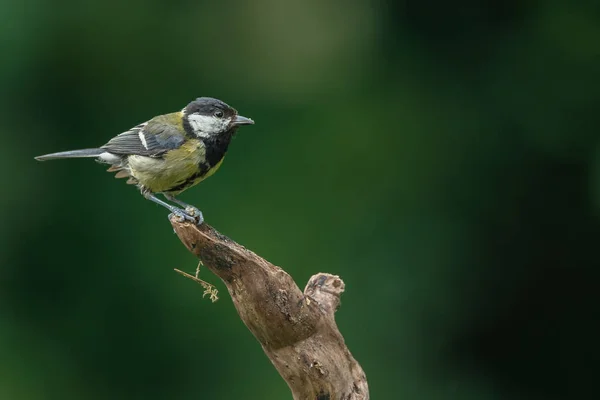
35 97 254 224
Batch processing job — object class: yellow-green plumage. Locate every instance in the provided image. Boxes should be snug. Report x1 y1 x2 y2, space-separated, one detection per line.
128 139 203 193
123 112 227 195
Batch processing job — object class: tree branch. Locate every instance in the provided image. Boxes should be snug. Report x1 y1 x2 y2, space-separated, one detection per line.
170 218 369 400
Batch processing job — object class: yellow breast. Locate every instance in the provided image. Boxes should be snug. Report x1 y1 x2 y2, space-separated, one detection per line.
128 139 207 193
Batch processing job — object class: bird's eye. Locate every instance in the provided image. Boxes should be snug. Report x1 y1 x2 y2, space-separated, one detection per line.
214 110 224 118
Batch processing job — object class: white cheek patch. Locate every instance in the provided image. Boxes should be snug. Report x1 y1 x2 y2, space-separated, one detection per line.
187 114 230 137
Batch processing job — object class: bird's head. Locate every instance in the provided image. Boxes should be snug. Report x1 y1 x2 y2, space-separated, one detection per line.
182 97 254 139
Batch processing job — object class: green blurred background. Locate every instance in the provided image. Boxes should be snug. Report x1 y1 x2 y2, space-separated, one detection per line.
1 0 599 398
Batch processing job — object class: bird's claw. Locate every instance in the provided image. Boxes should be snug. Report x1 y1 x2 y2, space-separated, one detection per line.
169 210 192 223
185 206 204 225
192 211 204 226
168 208 204 226
184 206 200 217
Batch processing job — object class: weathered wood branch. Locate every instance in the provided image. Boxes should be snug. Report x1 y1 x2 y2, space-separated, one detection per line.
170 219 369 400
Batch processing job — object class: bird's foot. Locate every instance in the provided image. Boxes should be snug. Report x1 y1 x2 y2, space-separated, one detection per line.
184 206 201 218
168 209 197 224
168 207 204 226
185 206 204 225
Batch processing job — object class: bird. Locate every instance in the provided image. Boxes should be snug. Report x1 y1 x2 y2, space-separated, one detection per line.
35 97 254 225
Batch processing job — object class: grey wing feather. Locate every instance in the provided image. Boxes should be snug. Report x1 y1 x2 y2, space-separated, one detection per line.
101 122 185 157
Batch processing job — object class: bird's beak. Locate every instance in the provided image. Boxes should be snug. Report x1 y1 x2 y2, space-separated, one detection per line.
232 115 254 126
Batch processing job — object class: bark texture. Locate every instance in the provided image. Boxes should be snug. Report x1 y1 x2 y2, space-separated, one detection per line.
171 219 369 400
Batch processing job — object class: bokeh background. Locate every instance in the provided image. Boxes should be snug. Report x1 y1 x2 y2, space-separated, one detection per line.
1 0 599 398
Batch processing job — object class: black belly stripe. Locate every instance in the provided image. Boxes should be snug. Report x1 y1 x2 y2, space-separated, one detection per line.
165 162 209 193
163 132 233 194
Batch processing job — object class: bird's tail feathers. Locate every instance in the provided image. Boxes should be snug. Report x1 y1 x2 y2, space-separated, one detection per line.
34 148 105 161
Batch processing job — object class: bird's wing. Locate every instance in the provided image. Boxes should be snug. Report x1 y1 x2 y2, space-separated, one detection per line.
101 114 186 157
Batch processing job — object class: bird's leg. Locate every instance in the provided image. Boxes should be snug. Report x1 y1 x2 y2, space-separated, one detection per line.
141 190 200 225
163 193 204 224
